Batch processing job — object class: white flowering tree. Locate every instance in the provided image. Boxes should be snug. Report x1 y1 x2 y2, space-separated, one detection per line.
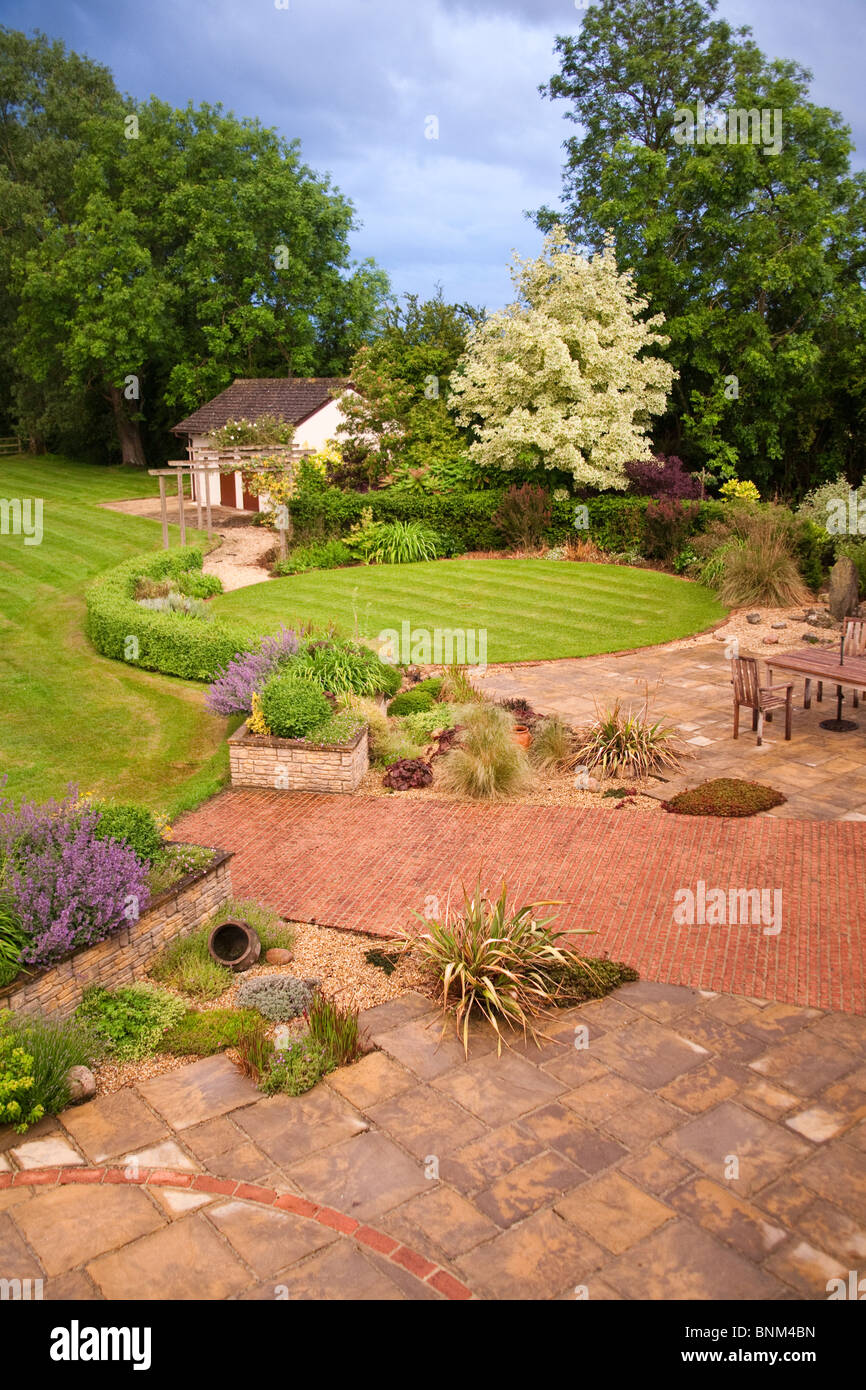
449 226 676 490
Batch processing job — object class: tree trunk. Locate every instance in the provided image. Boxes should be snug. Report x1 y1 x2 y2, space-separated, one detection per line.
107 384 147 467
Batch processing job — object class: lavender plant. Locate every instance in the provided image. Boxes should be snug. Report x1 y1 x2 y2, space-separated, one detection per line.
0 789 150 969
206 625 299 716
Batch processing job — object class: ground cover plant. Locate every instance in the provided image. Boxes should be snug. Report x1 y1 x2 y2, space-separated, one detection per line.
214 558 725 663
0 456 230 812
161 1008 263 1056
662 779 786 817
77 983 187 1061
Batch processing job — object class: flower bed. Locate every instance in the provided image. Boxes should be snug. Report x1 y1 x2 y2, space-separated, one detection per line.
228 721 369 793
0 846 233 1021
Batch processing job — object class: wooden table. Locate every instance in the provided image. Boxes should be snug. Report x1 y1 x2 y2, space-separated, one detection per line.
765 648 866 726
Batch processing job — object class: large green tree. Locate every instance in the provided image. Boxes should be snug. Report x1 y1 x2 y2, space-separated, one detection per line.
1 28 388 464
538 0 866 495
337 290 484 490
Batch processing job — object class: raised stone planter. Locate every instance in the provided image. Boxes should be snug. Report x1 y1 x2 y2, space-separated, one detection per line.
228 721 368 793
0 846 233 1021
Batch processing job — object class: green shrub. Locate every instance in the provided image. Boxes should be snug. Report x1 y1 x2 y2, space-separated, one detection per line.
1 1012 97 1122
412 676 444 699
662 778 786 817
387 687 434 716
260 1038 330 1096
400 705 461 744
92 802 164 865
347 519 442 564
86 547 259 681
439 705 535 800
235 974 313 1021
307 994 362 1068
274 540 355 575
177 570 223 599
293 641 401 698
161 1008 262 1056
260 672 331 739
77 984 186 1060
0 1030 43 1132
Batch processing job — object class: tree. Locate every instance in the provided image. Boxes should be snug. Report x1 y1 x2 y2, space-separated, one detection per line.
337 291 484 490
538 0 866 495
449 226 675 489
1 29 388 464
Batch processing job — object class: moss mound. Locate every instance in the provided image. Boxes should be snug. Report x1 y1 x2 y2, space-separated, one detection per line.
662 778 786 818
547 957 639 1005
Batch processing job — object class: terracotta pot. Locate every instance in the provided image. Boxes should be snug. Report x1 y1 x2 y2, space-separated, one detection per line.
512 723 532 750
208 918 261 972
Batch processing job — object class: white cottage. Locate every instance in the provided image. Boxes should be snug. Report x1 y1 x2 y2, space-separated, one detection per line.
171 377 354 511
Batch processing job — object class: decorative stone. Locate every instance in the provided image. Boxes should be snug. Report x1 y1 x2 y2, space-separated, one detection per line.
265 947 294 966
746 613 762 625
771 622 787 630
762 635 780 645
66 1066 97 1104
828 556 859 620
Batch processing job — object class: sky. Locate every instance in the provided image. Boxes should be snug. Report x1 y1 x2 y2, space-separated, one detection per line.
1 0 863 310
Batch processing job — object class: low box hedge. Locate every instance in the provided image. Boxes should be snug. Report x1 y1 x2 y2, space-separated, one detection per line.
85 547 260 681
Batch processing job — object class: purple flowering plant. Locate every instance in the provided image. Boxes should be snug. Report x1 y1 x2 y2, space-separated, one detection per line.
0 786 151 970
206 625 299 716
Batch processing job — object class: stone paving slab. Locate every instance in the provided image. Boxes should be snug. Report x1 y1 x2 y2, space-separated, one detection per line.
2 984 864 1301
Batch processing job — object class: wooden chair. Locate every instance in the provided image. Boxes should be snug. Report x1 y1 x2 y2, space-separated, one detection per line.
732 657 793 746
804 617 865 710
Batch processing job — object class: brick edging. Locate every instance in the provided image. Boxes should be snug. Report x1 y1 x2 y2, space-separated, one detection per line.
0 1166 474 1301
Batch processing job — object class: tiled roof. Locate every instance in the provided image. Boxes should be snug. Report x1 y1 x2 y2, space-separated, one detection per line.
171 378 350 435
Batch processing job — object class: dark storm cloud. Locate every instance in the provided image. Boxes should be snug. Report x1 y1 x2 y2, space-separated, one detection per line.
1 0 861 307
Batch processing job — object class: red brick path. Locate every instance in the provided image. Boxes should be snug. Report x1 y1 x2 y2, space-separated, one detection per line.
177 792 866 1014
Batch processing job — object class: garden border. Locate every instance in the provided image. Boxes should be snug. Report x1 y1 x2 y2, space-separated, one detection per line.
229 721 369 793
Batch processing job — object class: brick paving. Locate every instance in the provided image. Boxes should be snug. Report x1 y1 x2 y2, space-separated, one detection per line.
3 986 865 1301
177 789 865 1014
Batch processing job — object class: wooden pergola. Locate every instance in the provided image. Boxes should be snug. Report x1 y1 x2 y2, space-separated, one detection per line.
147 445 311 553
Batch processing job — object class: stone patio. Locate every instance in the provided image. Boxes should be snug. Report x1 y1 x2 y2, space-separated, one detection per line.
3 985 865 1301
472 643 866 821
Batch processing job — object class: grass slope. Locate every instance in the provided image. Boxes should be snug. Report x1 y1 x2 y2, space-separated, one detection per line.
214 558 726 663
0 455 229 813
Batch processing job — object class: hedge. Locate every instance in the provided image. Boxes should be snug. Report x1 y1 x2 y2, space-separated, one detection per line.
288 486 829 584
85 548 260 681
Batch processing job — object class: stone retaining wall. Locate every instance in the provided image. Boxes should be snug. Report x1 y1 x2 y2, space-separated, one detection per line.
0 848 233 1021
228 722 368 793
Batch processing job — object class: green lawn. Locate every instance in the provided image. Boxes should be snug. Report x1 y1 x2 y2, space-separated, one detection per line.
213 557 726 663
0 455 229 813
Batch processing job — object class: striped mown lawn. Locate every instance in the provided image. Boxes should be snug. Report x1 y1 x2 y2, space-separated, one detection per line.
0 455 229 812
214 558 726 662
